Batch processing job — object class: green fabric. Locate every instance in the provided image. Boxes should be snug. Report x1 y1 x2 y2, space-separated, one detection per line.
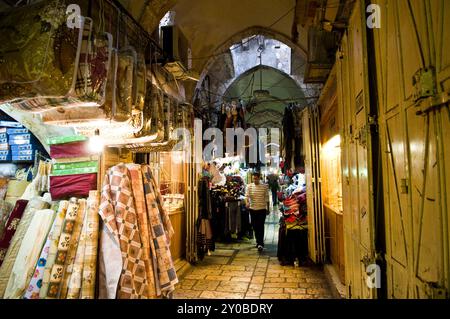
51 166 98 176
46 135 88 145
53 161 98 171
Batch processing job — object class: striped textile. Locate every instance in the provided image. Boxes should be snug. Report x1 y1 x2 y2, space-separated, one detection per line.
99 164 149 299
24 203 66 299
142 165 178 297
0 200 13 240
245 183 269 211
39 201 69 298
46 198 80 299
80 191 100 299
59 199 87 299
127 164 157 298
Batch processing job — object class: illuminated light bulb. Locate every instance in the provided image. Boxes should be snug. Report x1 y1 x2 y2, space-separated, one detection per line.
88 129 104 154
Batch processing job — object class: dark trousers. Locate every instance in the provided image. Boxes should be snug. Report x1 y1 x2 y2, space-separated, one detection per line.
250 209 267 247
271 188 278 205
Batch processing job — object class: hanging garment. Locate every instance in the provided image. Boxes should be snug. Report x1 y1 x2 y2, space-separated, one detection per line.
25 201 68 299
80 191 100 299
45 198 80 299
0 198 50 297
0 200 30 266
3 208 55 299
141 165 178 297
49 173 97 200
0 200 13 240
111 47 135 122
99 164 149 299
126 164 157 298
59 199 87 299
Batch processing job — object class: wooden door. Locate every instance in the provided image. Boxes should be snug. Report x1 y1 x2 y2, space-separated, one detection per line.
302 106 326 263
372 0 450 298
336 0 377 298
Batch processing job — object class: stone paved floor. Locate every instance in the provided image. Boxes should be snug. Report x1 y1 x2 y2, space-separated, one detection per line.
174 208 335 299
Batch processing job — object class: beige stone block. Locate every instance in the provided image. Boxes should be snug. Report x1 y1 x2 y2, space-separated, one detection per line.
253 271 266 276
251 276 265 283
259 293 289 299
307 288 332 295
266 272 280 278
192 280 221 291
173 289 202 299
221 265 246 271
231 276 252 283
284 288 307 294
217 282 249 292
262 287 284 294
267 269 285 274
205 275 232 281
285 277 306 283
246 289 262 297
290 294 314 299
249 283 263 290
265 277 286 283
185 274 206 280
179 279 197 289
221 270 254 277
264 282 298 288
190 269 223 276
200 291 246 299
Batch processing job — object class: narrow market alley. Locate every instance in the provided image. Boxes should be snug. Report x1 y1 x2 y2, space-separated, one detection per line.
175 209 334 299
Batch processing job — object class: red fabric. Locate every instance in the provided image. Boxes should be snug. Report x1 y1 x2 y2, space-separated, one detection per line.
50 173 97 200
50 141 90 159
0 199 28 266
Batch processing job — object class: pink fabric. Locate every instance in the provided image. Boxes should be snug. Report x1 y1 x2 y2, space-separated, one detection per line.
50 141 90 159
50 174 97 200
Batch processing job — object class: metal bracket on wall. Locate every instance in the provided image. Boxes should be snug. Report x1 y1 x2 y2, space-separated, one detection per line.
415 92 450 116
413 67 437 102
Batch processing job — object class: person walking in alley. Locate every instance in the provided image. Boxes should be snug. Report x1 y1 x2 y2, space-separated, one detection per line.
267 173 280 207
245 171 270 252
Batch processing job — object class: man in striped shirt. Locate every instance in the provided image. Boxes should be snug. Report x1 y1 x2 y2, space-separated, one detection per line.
245 172 269 252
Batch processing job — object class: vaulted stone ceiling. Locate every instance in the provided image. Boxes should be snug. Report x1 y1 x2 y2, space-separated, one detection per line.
120 0 309 74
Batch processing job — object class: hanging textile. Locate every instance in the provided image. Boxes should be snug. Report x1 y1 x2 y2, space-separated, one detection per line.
59 199 87 299
0 200 13 240
196 178 214 260
141 165 178 297
3 208 55 299
0 197 50 297
126 164 157 298
49 141 90 159
99 164 149 299
80 191 99 299
0 200 29 266
25 201 68 299
45 198 80 299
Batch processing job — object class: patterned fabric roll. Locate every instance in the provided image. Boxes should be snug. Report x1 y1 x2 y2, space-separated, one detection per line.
0 200 29 265
80 191 99 299
46 198 79 299
126 164 157 298
39 201 69 298
0 198 49 298
3 209 56 299
141 165 178 297
66 204 88 299
24 202 67 299
99 164 149 299
59 199 86 299
0 200 13 240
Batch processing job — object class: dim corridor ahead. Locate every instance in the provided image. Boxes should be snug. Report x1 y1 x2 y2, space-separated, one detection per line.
174 210 334 299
